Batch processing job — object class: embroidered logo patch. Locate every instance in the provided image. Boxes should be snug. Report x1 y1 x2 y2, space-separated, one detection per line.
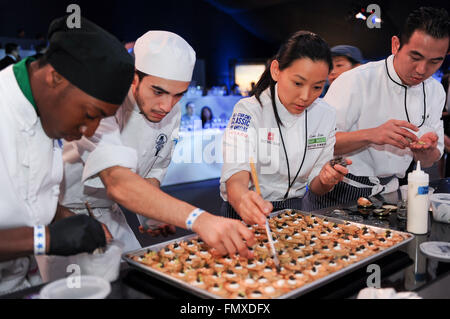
155 133 168 156
229 113 252 132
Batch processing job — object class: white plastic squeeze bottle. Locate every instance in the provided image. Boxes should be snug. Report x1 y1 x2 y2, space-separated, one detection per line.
407 161 429 234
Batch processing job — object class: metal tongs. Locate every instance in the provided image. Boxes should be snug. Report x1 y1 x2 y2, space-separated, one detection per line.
250 158 280 271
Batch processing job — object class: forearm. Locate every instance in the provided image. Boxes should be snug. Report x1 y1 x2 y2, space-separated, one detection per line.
413 147 442 168
226 171 251 210
309 175 333 196
334 130 373 155
0 227 50 262
100 166 197 229
146 178 161 188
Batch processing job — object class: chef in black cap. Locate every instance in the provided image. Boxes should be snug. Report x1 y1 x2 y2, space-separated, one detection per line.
0 16 134 294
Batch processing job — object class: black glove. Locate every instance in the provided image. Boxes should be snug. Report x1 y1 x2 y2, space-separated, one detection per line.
48 214 106 256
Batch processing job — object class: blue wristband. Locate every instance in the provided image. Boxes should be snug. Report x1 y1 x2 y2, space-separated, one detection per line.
34 225 46 255
186 208 205 231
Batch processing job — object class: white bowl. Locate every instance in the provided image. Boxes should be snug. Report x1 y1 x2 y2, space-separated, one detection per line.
37 240 124 283
430 193 450 224
39 275 111 299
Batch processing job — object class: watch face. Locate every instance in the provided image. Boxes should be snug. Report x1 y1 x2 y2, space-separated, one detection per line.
420 241 450 262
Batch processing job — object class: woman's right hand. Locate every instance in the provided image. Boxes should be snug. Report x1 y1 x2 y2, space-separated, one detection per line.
235 191 273 226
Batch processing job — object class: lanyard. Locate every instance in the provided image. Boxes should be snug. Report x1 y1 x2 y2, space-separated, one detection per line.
384 58 426 128
275 109 308 200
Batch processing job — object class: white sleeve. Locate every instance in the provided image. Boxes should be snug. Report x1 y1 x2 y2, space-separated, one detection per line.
74 116 138 188
422 84 446 157
220 100 258 185
307 111 337 185
324 72 361 133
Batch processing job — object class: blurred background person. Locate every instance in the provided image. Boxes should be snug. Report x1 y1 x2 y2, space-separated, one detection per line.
328 45 364 85
181 101 201 130
181 101 200 122
230 83 242 96
201 106 214 128
0 43 20 71
321 45 363 97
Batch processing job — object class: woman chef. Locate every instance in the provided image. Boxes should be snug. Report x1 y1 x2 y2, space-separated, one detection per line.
220 31 351 226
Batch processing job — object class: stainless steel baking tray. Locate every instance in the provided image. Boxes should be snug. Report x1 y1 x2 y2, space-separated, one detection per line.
122 209 414 299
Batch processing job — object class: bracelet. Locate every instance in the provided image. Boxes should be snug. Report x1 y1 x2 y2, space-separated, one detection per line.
185 208 205 231
34 225 46 255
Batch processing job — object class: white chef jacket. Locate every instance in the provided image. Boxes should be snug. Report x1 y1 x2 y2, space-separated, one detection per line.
324 54 445 194
0 65 63 294
220 84 336 202
59 89 180 251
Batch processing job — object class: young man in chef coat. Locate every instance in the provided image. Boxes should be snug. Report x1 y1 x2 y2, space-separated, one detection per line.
307 7 449 209
58 31 255 257
0 16 135 295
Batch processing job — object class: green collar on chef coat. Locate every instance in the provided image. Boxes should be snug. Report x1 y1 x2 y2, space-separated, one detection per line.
13 56 39 116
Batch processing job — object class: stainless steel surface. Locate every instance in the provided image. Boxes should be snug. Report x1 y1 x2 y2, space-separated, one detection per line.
123 233 215 298
123 209 415 299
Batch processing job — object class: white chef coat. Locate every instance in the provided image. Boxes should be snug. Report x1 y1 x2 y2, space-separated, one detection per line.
0 65 63 294
59 89 180 252
220 84 336 202
324 54 445 194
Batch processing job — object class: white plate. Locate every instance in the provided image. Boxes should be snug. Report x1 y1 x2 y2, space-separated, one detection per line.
420 241 450 262
39 275 111 299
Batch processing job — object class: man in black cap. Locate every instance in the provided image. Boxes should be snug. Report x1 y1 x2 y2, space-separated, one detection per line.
0 16 134 294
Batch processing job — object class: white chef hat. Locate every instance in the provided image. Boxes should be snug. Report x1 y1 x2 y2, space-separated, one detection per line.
134 30 196 82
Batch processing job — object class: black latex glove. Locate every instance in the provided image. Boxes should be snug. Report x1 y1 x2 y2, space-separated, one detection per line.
48 215 106 256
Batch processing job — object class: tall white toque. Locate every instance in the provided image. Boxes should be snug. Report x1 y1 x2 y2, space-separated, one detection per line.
134 30 196 82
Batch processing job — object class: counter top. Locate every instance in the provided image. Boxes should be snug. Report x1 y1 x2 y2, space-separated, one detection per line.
3 187 450 299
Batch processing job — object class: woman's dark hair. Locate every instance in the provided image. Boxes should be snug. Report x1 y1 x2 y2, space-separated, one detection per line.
250 31 332 126
201 106 213 128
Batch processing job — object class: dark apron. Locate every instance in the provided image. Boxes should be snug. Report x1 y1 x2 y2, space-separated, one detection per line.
302 173 395 211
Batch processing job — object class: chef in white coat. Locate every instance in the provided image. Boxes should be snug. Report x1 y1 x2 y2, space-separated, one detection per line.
0 16 134 295
220 31 351 226
58 31 255 258
306 7 449 209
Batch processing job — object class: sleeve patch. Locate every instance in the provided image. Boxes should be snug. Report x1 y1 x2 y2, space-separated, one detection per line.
229 113 252 132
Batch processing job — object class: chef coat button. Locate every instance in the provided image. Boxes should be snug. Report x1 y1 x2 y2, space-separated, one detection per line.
27 129 35 136
29 195 37 203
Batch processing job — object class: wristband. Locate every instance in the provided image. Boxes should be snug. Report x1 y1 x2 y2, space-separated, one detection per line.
185 208 205 231
34 225 46 255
